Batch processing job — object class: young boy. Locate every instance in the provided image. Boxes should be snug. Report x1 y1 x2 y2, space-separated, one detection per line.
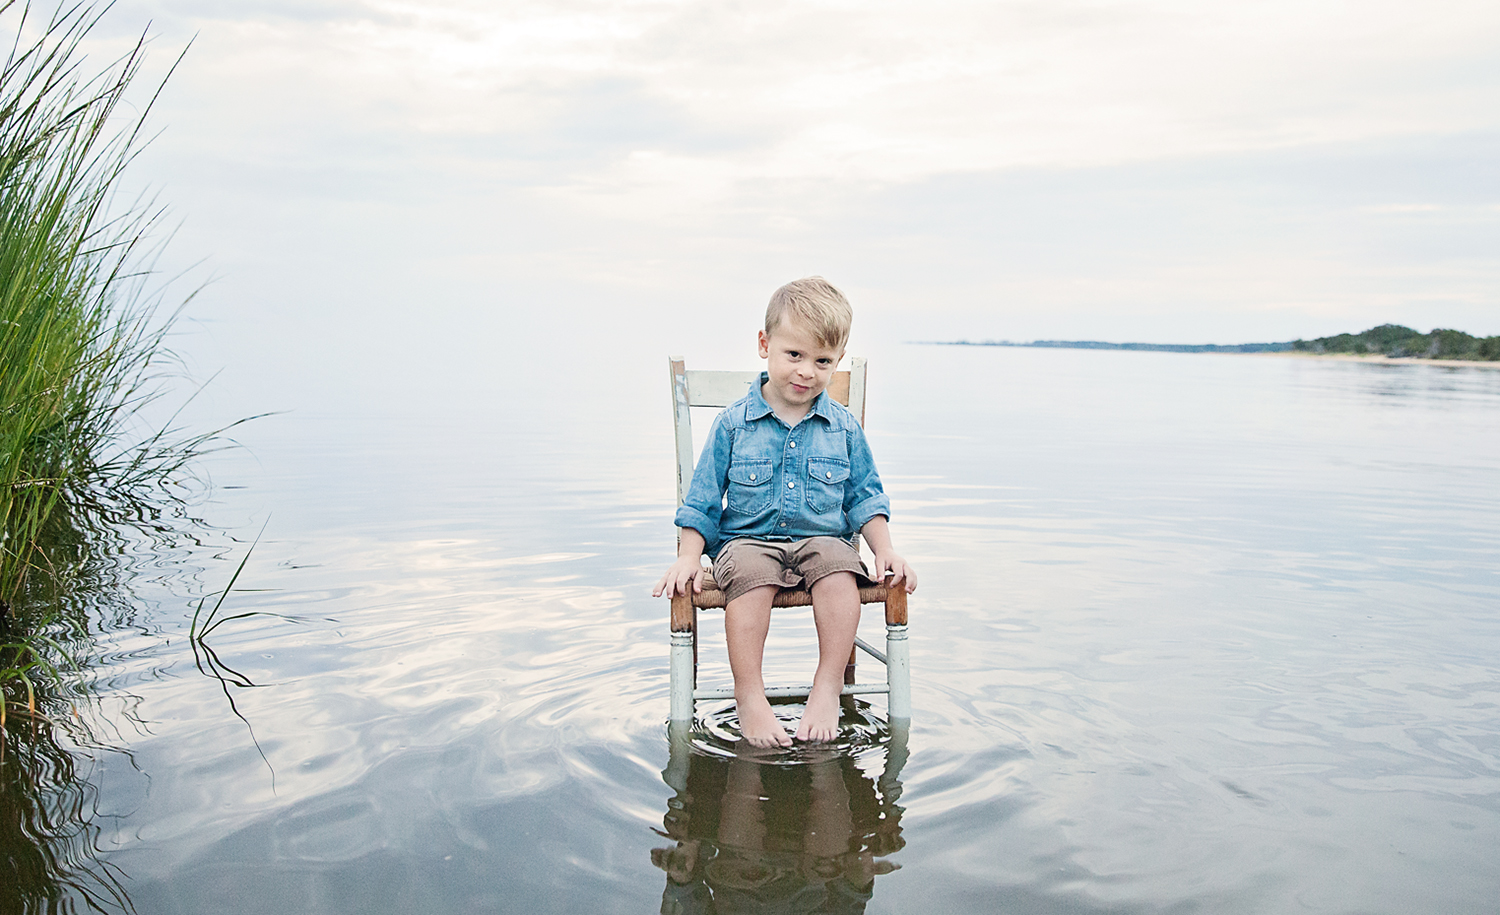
653 277 917 748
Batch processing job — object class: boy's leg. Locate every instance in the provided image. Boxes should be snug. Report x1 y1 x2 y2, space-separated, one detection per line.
804 755 855 859
718 755 769 850
798 570 861 742
724 584 791 748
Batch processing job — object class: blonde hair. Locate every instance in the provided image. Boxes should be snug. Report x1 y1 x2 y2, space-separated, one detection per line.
765 277 852 350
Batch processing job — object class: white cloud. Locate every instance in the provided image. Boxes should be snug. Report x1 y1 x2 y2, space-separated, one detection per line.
121 0 1500 176
71 0 1500 352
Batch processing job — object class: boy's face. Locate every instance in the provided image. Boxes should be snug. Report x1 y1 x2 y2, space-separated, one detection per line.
757 316 845 416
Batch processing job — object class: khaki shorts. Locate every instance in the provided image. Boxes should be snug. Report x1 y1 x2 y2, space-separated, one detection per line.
712 537 875 604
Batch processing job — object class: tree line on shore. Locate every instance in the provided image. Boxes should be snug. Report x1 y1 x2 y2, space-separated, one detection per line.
1291 324 1500 361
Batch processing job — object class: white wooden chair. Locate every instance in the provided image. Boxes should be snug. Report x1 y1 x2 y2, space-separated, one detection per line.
667 357 911 723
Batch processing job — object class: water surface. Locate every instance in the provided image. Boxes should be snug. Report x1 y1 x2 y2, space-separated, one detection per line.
24 347 1500 913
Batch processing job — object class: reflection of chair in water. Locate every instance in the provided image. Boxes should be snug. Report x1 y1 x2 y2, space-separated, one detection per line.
667 358 911 725
653 722 909 914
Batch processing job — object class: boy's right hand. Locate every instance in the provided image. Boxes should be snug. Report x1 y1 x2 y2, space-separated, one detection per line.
653 555 707 598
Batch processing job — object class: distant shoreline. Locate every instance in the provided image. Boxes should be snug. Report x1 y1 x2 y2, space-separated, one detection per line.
919 340 1291 354
919 331 1500 366
917 342 1500 369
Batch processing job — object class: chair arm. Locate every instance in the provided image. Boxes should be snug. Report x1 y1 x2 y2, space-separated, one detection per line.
883 583 908 625
670 592 696 633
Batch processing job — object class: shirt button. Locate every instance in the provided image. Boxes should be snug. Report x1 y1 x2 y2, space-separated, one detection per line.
789 441 796 448
780 522 787 527
787 482 795 489
749 473 756 480
826 471 833 479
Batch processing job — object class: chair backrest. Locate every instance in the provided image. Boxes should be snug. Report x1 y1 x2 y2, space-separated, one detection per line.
668 357 868 506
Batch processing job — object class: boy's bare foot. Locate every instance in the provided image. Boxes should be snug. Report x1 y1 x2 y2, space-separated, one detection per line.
795 685 842 742
736 694 792 748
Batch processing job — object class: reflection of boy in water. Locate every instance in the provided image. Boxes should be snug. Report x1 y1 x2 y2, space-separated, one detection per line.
652 748 902 915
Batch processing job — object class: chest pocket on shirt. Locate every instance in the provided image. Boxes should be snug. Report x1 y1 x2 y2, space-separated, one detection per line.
805 457 850 514
726 460 774 514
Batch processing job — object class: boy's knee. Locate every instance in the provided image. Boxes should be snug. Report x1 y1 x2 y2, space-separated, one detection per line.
725 584 778 612
810 570 858 594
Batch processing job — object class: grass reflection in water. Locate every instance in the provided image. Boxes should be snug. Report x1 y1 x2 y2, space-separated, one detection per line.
1 700 133 915
1 578 138 915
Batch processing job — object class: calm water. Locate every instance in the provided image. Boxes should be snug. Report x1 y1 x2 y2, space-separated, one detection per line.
19 347 1500 914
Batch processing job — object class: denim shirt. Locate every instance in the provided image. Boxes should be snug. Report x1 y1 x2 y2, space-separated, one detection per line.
675 373 891 557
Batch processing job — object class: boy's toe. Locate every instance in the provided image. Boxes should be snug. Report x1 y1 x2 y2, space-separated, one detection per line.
745 730 792 748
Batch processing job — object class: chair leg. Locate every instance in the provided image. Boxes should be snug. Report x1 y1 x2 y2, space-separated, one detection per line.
885 623 910 719
883 584 910 719
670 594 697 722
664 720 693 793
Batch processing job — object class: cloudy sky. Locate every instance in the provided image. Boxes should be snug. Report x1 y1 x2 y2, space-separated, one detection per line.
62 0 1500 412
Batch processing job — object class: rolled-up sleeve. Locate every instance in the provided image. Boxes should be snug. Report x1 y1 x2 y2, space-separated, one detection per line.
673 413 732 553
843 422 890 533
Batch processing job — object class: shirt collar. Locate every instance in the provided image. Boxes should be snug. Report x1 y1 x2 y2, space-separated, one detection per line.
748 371 834 422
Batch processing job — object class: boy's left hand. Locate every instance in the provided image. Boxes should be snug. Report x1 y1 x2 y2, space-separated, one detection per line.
871 550 917 593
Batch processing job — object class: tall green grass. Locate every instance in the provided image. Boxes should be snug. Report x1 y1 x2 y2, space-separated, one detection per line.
0 0 202 608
